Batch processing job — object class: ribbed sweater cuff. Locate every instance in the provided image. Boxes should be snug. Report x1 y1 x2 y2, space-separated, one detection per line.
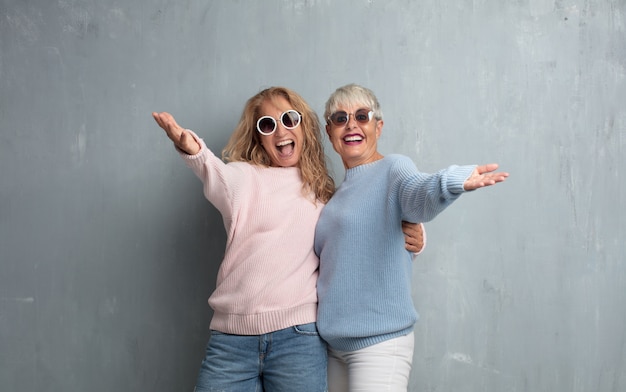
447 164 477 193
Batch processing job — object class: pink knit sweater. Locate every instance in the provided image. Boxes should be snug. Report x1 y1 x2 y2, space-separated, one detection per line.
180 134 324 335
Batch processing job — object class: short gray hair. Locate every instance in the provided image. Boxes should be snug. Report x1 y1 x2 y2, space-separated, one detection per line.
324 84 383 124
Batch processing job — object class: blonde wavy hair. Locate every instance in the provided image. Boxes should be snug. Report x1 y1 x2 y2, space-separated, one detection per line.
222 87 335 204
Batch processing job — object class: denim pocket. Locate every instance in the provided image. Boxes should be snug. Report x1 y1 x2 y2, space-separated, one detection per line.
293 322 320 336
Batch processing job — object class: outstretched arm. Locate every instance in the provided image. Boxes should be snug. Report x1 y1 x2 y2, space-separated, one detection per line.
152 112 201 155
463 163 509 191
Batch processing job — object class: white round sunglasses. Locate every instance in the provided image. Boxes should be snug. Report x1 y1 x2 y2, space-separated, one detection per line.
256 110 301 135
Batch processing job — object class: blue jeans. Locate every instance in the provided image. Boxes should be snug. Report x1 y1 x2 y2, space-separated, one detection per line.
194 322 328 392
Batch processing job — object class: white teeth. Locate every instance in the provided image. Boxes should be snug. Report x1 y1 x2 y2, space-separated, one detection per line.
277 140 293 147
344 135 363 142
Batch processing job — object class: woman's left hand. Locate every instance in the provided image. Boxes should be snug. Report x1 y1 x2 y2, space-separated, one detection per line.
463 163 509 191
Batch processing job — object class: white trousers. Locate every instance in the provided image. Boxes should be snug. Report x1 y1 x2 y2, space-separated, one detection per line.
327 332 415 392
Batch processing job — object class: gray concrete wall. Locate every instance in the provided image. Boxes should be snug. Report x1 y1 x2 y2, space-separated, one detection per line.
1 0 624 391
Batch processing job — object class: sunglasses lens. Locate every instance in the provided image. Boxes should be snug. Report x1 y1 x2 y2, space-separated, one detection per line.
355 109 371 123
330 111 348 126
257 117 276 135
282 110 300 129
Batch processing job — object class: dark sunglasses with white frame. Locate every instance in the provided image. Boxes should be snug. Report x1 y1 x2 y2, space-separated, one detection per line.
256 110 301 136
328 108 374 127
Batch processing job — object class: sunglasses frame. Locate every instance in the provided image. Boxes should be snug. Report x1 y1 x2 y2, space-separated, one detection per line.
328 108 374 127
256 110 302 136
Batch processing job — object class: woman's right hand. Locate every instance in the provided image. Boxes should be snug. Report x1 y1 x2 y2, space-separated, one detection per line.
152 112 201 155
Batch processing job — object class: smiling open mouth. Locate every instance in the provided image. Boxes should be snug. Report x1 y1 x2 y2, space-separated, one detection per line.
344 135 363 142
276 139 295 156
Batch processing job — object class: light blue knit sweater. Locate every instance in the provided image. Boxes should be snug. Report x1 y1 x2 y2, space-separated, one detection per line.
314 154 475 351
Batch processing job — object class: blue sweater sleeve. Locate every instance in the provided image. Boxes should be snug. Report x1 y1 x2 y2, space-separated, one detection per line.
390 155 476 222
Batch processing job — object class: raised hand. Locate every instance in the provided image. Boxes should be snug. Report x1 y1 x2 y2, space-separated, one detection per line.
463 163 509 191
152 111 201 155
